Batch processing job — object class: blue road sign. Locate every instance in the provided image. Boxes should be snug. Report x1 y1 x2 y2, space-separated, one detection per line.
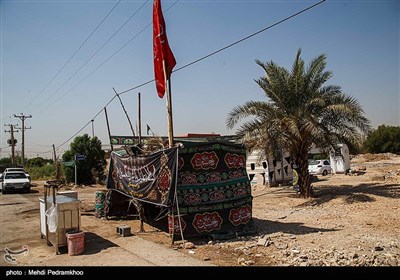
75 154 86 161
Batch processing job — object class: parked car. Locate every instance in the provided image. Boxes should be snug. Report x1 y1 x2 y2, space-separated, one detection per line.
308 159 332 176
4 167 31 181
0 171 31 194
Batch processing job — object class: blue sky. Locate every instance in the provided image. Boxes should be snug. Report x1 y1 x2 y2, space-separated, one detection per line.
1 0 399 159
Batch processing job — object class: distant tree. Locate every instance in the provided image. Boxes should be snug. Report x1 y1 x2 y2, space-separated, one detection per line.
0 157 12 166
62 134 106 184
26 157 53 167
227 49 370 198
364 125 400 154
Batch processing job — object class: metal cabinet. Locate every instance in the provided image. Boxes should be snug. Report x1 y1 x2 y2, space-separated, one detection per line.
40 195 81 254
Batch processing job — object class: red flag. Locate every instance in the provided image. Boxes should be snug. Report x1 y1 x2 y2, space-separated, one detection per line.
153 0 176 98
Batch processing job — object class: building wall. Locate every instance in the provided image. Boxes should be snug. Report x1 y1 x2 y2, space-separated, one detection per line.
246 150 293 186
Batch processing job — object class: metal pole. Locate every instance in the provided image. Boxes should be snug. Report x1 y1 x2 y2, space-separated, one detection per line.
74 155 77 186
91 120 95 138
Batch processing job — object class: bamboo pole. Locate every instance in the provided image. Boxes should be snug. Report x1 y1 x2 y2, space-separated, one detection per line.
104 107 113 151
113 87 135 139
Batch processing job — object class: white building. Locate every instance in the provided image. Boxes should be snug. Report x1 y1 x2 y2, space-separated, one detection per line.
246 149 294 186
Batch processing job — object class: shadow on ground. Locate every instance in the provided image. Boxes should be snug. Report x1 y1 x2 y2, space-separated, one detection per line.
300 183 400 206
253 217 337 236
83 232 118 255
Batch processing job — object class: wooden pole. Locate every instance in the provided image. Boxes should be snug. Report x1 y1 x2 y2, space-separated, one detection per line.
138 92 142 145
163 61 174 148
281 148 284 182
52 144 57 163
104 107 113 151
10 125 16 165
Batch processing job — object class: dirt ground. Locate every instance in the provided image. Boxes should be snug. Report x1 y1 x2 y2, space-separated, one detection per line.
1 153 399 267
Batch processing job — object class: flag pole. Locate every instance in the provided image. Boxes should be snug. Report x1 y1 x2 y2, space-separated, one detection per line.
163 60 174 148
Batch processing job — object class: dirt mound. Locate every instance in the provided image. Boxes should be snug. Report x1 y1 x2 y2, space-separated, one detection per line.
352 153 399 163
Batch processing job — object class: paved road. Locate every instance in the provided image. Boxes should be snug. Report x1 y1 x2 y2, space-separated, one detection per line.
0 191 212 267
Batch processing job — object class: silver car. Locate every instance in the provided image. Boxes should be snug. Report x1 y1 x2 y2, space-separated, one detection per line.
308 159 332 176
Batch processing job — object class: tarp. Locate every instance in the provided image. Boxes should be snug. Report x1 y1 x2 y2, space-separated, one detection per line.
107 147 178 206
106 140 253 238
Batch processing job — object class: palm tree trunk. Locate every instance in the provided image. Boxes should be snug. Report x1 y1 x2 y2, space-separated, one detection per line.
295 150 312 198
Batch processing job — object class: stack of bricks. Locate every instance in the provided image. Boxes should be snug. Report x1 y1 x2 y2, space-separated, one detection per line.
116 225 131 237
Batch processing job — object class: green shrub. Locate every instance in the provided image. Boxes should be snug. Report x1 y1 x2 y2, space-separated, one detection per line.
364 125 400 154
26 165 58 180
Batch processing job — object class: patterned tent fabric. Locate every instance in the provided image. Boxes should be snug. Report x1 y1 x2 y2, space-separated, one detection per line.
107 147 178 207
106 140 253 237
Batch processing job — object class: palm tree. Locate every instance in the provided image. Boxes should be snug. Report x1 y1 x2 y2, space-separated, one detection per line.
226 49 370 198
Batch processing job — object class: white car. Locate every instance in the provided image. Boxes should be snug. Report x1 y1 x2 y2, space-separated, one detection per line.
4 167 31 181
0 171 31 194
308 159 332 176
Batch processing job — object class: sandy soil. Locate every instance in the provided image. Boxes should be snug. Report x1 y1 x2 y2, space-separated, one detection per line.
1 153 399 267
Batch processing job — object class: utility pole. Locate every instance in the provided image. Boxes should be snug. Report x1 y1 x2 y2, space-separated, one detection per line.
52 144 57 163
91 120 95 138
4 124 19 165
14 113 32 167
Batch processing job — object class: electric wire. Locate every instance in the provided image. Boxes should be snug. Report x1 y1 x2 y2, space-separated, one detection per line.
23 0 122 112
34 0 179 116
32 0 150 115
38 0 325 153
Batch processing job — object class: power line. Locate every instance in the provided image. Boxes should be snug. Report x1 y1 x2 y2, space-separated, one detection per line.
34 0 179 116
32 0 150 115
23 0 122 112
119 0 326 95
41 0 326 153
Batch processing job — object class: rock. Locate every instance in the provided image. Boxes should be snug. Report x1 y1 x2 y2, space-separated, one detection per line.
257 237 270 246
289 235 297 239
244 260 255 266
207 240 214 245
175 240 188 245
292 244 301 251
237 258 246 265
275 242 288 250
188 250 195 254
243 250 252 256
299 254 308 260
255 254 263 258
184 242 195 249
374 246 384 251
388 258 397 266
278 215 287 219
268 232 283 238
203 257 211 261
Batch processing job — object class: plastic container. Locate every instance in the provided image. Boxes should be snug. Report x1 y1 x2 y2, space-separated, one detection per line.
66 230 85 256
95 191 107 218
